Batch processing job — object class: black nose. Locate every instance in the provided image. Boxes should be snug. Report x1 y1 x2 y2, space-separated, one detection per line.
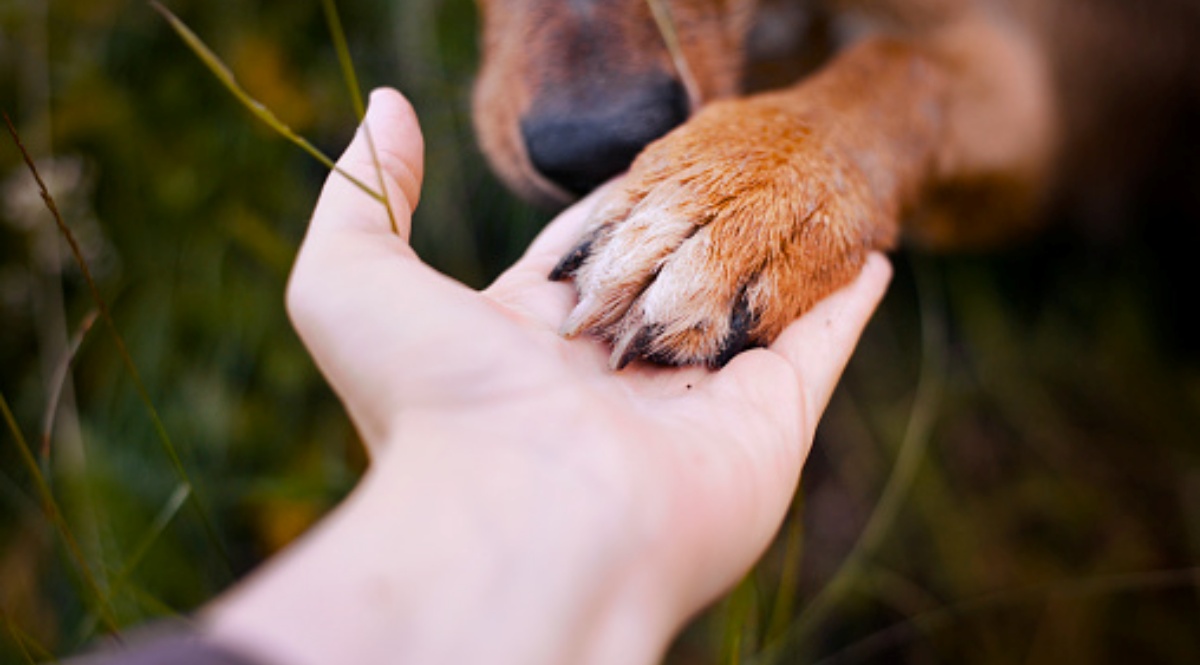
520 76 689 197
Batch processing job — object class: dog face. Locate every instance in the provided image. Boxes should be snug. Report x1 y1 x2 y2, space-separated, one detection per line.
472 0 757 207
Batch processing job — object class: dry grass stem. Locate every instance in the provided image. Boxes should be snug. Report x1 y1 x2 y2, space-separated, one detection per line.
645 0 703 109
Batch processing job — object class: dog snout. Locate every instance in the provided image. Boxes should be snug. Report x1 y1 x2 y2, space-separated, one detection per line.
520 76 689 197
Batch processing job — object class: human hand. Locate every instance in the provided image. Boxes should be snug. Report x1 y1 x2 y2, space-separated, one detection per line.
209 88 891 665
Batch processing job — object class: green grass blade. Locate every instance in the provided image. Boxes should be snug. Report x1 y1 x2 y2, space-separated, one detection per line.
321 0 366 121
645 0 702 109
127 585 188 621
720 573 761 665
112 483 192 592
40 308 98 464
319 0 399 235
813 566 1200 665
0 392 120 635
764 498 806 643
151 1 385 207
76 483 192 641
2 609 55 664
754 260 948 664
3 109 230 571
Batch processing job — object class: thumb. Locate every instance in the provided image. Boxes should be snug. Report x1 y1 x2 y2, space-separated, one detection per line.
286 89 459 448
288 87 432 339
309 88 425 240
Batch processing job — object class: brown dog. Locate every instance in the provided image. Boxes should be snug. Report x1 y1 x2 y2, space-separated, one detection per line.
472 0 1200 368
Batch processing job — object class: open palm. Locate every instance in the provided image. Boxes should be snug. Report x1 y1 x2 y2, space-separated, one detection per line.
285 89 891 628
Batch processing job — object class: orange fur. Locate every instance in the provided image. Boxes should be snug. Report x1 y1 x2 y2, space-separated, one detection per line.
472 0 1199 367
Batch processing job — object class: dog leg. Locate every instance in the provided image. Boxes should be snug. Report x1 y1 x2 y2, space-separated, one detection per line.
553 21 1054 368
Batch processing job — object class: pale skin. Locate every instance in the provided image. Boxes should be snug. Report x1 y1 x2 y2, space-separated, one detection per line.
201 88 892 665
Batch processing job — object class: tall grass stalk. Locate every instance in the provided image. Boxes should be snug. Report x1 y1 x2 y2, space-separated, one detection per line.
0 392 120 635
3 109 230 572
75 484 193 640
2 610 54 664
150 1 389 216
764 498 807 642
645 0 703 109
720 573 762 664
4 2 407 648
754 260 948 664
39 309 97 463
812 565 1200 665
319 0 400 235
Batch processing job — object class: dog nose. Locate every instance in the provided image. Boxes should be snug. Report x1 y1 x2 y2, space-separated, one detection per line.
520 77 689 196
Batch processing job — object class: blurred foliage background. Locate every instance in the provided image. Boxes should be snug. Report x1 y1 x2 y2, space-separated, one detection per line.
1 1 1197 663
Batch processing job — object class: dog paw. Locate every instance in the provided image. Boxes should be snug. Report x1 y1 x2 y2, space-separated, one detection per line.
551 98 894 368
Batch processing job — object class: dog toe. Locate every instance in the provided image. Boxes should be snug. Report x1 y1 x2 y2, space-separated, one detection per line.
558 211 764 367
549 232 598 281
549 97 892 368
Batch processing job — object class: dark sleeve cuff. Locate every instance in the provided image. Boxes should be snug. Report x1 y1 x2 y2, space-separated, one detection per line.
66 624 269 665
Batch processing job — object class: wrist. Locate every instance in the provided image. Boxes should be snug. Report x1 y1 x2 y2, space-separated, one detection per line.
204 420 677 665
371 426 676 664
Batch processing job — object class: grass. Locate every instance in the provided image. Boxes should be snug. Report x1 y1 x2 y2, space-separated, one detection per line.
2 1 1199 663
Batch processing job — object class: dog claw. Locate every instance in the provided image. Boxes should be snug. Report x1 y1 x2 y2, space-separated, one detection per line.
560 295 602 337
610 326 657 370
713 295 759 367
549 236 596 281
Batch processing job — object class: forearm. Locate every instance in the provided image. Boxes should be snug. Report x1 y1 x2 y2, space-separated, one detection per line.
202 424 674 665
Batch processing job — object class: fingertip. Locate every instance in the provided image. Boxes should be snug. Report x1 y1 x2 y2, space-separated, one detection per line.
360 87 424 212
365 88 420 149
367 86 407 108
365 87 416 127
859 252 894 297
308 88 426 240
